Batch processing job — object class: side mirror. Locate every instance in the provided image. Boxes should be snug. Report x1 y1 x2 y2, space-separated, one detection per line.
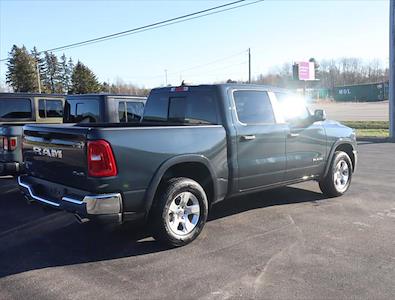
313 109 326 121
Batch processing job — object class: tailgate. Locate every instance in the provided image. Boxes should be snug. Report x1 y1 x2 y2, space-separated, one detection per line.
23 124 90 186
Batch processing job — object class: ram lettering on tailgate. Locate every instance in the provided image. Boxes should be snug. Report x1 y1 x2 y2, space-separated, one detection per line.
33 146 63 159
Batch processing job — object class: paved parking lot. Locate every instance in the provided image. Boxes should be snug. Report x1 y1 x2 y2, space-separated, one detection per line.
0 141 394 299
311 100 389 121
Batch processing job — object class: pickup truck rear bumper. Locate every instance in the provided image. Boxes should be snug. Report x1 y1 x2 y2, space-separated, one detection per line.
0 162 24 176
18 176 123 224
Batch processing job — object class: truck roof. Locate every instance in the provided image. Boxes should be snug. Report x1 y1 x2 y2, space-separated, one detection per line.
66 93 146 99
151 83 290 94
0 92 65 98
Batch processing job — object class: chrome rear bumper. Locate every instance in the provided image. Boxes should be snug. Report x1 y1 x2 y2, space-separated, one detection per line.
18 176 122 220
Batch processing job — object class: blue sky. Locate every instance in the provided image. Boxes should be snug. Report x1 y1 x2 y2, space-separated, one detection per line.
0 0 390 88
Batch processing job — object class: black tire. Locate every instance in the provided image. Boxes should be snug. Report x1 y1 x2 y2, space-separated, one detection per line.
151 177 208 247
319 151 353 197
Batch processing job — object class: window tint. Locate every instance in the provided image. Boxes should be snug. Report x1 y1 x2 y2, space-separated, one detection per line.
118 102 127 122
0 98 32 119
126 102 144 121
39 99 45 118
39 99 63 118
168 95 217 124
187 94 217 124
64 99 101 123
118 101 144 122
233 91 275 124
46 100 63 117
144 91 218 124
143 94 171 122
168 98 187 121
275 92 310 122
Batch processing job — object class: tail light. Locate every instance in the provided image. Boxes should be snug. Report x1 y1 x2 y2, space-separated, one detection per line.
87 140 117 177
3 137 17 151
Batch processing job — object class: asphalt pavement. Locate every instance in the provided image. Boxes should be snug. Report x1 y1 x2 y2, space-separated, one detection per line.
311 101 389 121
0 141 394 299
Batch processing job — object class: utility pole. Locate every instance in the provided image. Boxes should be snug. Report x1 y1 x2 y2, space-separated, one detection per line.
248 48 251 83
390 0 395 141
164 69 168 86
35 60 41 93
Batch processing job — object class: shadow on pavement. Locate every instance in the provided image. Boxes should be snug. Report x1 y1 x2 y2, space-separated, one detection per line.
0 183 326 278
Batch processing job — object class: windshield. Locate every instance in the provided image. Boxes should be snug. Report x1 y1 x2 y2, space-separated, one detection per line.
0 98 32 120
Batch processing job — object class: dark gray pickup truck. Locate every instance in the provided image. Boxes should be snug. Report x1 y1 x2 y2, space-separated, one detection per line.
19 84 357 246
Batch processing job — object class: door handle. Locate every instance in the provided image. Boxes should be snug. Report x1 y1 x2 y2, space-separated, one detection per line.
287 133 300 138
240 135 256 141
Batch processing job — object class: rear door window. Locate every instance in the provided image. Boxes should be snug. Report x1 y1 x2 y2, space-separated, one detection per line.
38 99 63 118
233 90 275 124
0 98 32 119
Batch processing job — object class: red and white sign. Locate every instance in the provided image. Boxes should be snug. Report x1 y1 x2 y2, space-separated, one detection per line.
298 61 315 81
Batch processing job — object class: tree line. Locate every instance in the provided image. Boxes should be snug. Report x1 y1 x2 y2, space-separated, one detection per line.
5 46 388 95
5 45 150 96
254 57 389 90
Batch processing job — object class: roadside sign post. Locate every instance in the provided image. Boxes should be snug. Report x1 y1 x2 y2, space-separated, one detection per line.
293 61 316 97
390 0 395 141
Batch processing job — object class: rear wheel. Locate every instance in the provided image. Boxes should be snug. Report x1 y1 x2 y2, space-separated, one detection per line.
151 177 208 247
319 151 353 197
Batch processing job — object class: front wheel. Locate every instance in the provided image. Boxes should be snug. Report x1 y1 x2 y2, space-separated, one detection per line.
151 177 208 247
319 151 353 197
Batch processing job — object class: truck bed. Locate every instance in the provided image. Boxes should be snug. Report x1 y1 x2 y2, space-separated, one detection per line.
22 123 229 213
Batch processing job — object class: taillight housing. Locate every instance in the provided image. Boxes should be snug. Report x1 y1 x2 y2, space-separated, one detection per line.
87 140 117 177
3 137 17 151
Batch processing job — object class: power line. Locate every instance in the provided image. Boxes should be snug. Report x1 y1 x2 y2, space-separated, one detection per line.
115 49 248 80
0 0 264 62
176 50 247 74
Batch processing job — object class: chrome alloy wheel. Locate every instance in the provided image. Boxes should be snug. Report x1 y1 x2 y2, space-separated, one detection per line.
166 192 200 236
334 159 350 192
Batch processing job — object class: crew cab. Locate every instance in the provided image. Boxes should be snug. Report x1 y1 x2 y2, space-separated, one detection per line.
19 84 357 246
0 93 65 176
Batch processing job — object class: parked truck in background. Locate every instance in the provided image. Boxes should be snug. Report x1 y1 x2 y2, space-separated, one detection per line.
19 84 357 246
0 93 146 176
0 93 65 176
63 94 146 123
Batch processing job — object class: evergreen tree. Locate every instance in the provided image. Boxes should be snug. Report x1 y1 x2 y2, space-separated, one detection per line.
70 61 101 94
43 52 61 93
59 54 73 93
6 45 38 92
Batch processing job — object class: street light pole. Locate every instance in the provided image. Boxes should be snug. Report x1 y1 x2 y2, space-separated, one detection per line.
164 69 168 86
36 60 41 93
248 48 251 83
390 0 395 141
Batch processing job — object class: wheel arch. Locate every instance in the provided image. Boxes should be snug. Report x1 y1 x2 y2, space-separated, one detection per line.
144 155 218 216
323 139 357 178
